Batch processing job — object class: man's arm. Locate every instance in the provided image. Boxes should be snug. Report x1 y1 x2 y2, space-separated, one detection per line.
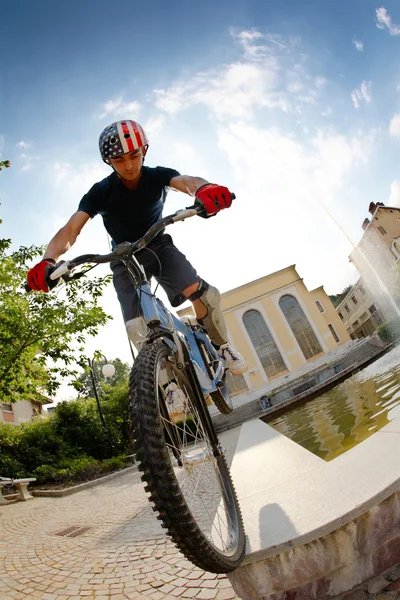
44 211 91 261
170 175 209 197
170 175 233 218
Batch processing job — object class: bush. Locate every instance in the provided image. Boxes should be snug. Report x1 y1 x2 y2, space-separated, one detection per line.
33 455 128 485
378 323 393 342
0 390 132 483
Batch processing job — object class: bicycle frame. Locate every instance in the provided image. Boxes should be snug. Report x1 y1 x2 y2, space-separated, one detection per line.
127 255 225 398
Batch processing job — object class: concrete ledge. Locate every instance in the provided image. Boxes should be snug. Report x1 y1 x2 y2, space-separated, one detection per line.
229 489 400 600
227 417 400 599
32 465 138 497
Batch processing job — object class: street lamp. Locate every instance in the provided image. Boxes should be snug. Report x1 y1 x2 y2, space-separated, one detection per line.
88 354 115 429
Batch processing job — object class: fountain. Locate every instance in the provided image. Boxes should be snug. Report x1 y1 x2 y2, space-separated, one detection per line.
222 201 400 599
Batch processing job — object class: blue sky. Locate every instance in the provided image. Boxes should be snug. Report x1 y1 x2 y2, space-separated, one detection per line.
2 0 400 394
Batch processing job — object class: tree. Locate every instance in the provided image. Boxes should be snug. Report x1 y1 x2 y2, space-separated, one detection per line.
329 285 352 308
0 160 10 171
73 357 131 398
0 243 113 403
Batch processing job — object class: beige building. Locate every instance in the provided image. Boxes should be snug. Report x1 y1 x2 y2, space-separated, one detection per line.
0 397 53 425
178 265 350 397
355 201 400 264
347 201 400 329
336 278 385 340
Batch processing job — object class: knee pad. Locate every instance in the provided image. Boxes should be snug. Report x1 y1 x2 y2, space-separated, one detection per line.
188 281 228 347
126 317 148 352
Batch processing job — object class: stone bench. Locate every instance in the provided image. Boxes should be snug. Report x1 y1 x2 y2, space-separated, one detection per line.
0 478 36 505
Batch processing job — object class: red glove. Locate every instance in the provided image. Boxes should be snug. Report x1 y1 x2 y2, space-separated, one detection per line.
195 183 233 218
27 259 57 292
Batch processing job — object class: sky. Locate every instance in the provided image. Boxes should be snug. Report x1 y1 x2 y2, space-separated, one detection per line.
2 0 400 399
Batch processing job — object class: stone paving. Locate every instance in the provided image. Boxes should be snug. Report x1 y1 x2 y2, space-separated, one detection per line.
0 468 240 600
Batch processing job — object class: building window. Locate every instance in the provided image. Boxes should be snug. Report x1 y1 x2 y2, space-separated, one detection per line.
345 304 350 313
338 312 343 320
353 319 359 326
369 304 376 314
315 300 324 313
279 295 323 360
242 310 287 378
328 324 340 343
351 295 358 305
2 403 12 412
377 226 387 236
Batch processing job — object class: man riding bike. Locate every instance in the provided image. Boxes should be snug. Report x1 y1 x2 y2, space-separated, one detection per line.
26 119 247 377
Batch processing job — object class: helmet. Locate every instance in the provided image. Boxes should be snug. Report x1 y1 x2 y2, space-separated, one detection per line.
99 120 149 163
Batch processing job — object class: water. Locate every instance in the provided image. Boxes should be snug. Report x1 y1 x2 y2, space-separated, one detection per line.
267 345 400 461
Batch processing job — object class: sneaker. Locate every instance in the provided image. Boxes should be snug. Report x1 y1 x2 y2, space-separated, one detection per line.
165 383 187 421
219 343 248 376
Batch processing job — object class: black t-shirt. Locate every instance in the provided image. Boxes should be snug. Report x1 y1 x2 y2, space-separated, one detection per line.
78 166 180 245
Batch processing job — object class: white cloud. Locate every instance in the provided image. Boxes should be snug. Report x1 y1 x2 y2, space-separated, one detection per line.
154 30 325 121
155 61 289 119
16 140 30 149
352 38 364 51
143 114 166 134
97 97 141 120
388 181 400 207
315 77 327 88
19 152 39 171
389 113 400 137
231 28 300 61
376 7 400 36
53 161 110 197
351 81 372 108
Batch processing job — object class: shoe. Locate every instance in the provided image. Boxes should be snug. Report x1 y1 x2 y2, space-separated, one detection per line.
219 343 248 376
165 383 187 420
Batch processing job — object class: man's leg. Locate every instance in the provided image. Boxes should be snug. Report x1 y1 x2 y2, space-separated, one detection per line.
182 281 227 346
111 260 147 352
182 281 247 376
151 236 247 376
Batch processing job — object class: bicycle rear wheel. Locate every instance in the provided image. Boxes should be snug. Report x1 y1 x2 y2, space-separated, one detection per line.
129 339 245 573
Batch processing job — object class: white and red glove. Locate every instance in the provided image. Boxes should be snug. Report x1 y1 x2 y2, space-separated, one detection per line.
27 259 57 292
195 184 233 218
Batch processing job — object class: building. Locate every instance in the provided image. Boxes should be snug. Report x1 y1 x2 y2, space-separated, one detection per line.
178 265 350 398
349 202 400 322
0 397 53 425
336 278 385 340
338 201 400 336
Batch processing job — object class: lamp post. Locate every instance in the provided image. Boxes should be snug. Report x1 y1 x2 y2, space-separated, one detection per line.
88 354 115 429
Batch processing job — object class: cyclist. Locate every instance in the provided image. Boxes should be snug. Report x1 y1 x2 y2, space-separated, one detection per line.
27 119 247 376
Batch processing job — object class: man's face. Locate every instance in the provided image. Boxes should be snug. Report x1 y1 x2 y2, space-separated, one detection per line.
109 148 145 181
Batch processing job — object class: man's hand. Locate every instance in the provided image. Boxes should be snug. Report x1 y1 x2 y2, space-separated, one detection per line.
195 183 233 218
27 259 58 292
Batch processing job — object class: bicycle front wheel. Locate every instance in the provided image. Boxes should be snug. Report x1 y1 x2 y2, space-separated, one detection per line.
129 339 245 573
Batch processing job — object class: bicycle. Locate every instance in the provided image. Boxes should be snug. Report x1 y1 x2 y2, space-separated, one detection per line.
45 203 246 573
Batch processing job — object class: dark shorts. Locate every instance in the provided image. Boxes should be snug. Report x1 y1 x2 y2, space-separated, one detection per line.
111 233 201 322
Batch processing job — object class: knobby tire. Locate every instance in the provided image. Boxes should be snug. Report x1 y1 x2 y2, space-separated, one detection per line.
129 340 245 573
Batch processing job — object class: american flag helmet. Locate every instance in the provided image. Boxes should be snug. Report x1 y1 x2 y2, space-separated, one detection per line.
99 120 149 163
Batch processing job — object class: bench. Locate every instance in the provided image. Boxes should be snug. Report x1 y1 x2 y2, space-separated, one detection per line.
0 477 36 505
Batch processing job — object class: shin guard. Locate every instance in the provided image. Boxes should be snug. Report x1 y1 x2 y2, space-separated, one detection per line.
188 281 228 347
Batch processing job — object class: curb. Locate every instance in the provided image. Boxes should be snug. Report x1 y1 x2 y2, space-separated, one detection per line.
32 464 138 497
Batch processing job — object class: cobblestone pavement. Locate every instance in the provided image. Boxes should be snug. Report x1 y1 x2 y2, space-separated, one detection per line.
0 467 241 600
